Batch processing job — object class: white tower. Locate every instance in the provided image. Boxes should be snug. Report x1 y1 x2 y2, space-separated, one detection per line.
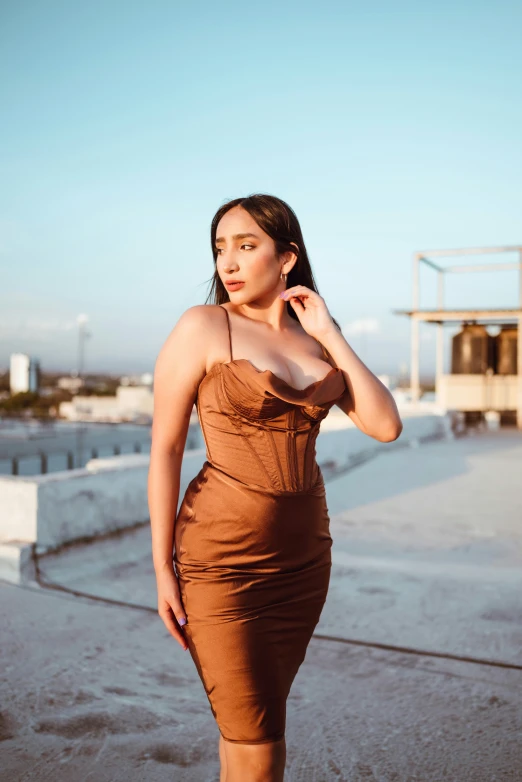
10 353 40 394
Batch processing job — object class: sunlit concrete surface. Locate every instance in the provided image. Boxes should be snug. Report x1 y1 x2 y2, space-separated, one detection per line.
2 428 522 780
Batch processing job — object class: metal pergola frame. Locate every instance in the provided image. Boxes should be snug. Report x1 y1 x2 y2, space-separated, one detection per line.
394 245 522 428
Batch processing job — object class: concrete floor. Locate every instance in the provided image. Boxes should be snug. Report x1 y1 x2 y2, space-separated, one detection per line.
2 428 522 780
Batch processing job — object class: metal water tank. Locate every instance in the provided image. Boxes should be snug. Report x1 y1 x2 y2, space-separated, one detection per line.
495 326 518 375
451 324 496 374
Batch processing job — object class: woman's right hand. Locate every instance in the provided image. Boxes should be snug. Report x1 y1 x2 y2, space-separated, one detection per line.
156 565 189 651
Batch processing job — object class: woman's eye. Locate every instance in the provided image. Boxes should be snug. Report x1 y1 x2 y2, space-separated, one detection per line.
215 244 255 254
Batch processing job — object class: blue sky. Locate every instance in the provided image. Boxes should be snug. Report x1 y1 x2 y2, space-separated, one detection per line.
1 0 521 376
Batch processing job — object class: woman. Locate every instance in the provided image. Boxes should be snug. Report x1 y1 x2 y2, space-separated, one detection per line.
148 194 402 782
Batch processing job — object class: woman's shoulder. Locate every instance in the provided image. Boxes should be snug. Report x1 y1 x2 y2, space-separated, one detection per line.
156 305 227 373
176 303 227 329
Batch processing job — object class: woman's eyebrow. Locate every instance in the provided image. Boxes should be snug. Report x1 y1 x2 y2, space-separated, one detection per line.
215 232 259 244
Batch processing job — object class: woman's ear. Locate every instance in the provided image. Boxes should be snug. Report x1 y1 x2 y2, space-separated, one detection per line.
284 243 299 272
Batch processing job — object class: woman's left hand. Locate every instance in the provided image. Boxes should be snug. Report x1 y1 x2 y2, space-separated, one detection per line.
280 285 336 340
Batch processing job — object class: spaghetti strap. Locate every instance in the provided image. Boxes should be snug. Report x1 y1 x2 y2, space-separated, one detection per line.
219 305 233 362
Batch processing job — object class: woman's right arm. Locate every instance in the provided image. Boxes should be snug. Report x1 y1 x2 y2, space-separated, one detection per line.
148 305 210 650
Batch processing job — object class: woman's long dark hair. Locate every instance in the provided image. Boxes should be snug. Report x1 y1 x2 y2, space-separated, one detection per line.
205 193 341 333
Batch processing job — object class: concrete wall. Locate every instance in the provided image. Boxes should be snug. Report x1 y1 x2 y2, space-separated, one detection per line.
59 385 153 422
0 413 454 556
317 409 454 469
438 374 518 411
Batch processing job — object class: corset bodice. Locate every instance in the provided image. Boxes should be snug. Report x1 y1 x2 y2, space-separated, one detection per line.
196 357 346 493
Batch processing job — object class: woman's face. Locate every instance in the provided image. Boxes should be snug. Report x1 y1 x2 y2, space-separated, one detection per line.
215 206 291 303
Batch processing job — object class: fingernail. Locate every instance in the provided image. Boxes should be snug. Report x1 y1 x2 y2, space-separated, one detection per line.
178 617 187 626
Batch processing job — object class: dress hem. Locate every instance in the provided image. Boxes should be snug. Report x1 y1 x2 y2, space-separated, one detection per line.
220 731 286 745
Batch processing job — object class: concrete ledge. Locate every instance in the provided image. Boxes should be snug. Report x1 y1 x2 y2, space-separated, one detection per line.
0 449 208 556
0 540 36 585
0 478 38 541
317 410 455 476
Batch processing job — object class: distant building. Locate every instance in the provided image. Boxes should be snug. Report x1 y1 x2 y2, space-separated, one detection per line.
120 372 153 387
57 376 85 393
58 384 154 423
10 353 41 394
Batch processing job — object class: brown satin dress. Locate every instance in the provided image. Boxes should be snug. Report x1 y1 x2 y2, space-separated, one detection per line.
173 305 347 744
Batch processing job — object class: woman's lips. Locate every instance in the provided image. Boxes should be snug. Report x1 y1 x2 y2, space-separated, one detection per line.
225 281 245 291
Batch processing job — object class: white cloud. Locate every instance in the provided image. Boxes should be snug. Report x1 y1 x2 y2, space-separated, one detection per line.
0 316 78 343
